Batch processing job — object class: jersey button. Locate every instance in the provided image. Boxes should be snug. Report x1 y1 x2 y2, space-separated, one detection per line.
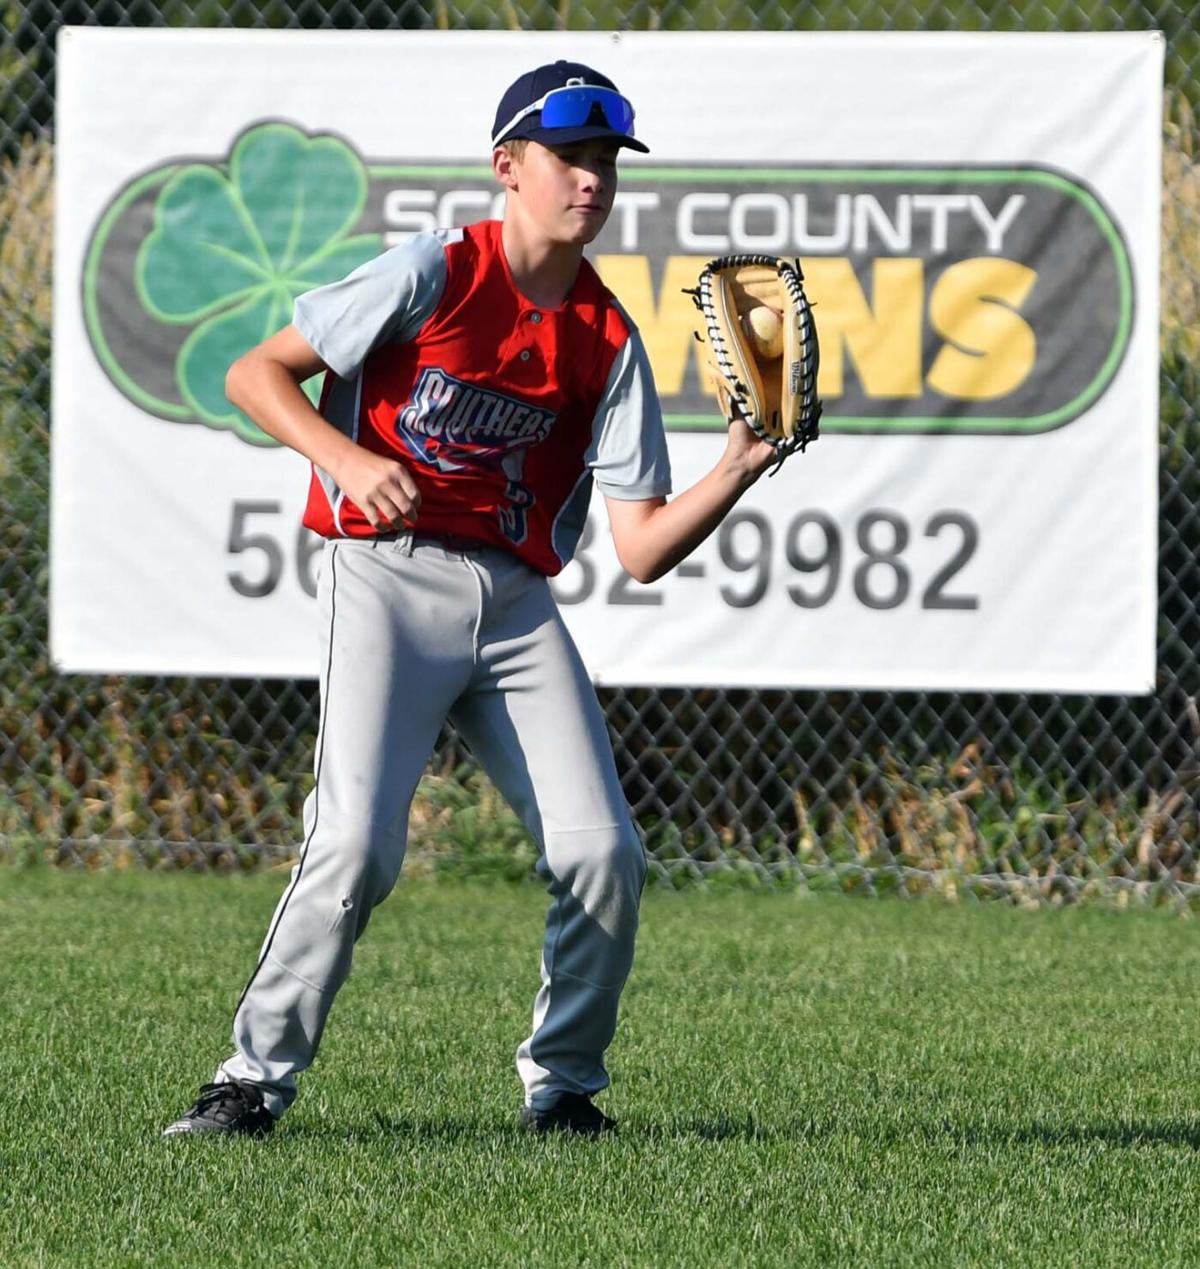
519 350 532 361
529 311 542 323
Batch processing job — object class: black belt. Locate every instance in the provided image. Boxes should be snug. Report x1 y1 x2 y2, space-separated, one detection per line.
371 530 486 553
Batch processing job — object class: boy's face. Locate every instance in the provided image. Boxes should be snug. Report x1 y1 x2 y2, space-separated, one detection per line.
501 138 620 247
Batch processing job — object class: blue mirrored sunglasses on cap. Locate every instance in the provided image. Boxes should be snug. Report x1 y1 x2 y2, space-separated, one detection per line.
492 85 637 145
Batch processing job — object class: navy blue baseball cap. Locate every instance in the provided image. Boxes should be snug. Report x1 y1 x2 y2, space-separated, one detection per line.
491 60 649 154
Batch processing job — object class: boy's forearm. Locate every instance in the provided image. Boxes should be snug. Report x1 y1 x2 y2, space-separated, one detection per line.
619 450 761 583
226 355 358 481
227 350 423 530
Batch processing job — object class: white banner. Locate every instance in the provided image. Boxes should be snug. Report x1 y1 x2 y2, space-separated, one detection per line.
52 29 1163 691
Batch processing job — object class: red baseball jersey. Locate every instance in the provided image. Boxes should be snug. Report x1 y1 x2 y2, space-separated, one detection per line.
293 219 671 576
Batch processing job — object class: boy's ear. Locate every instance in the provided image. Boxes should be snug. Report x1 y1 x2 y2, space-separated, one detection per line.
493 145 520 191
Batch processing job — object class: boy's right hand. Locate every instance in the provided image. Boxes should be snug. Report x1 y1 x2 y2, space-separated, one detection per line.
333 448 422 530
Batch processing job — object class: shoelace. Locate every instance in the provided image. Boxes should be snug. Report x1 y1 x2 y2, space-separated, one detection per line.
191 1081 261 1115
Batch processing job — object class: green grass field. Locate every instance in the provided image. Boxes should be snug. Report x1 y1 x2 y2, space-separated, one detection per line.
3 870 1200 1266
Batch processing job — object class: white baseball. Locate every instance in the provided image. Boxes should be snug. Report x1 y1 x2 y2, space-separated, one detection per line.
742 306 784 360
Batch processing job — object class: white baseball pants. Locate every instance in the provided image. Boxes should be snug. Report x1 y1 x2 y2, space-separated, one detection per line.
215 534 646 1118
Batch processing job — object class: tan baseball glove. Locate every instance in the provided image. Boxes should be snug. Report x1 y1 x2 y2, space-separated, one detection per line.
687 254 822 469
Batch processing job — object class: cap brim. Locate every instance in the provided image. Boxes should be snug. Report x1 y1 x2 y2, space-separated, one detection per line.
507 124 650 154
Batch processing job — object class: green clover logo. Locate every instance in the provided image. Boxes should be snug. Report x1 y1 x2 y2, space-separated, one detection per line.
136 123 381 445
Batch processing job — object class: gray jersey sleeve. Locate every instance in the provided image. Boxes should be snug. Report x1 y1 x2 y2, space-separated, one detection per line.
292 233 450 380
587 321 673 501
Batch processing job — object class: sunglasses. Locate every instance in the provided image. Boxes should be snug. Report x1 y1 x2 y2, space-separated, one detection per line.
492 85 637 146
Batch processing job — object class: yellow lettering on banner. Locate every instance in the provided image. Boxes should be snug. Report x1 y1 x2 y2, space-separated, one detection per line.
594 255 714 396
596 254 1035 405
927 259 1037 400
802 258 924 398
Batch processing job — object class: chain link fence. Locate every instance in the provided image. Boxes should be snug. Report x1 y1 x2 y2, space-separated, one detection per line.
2 1 1198 898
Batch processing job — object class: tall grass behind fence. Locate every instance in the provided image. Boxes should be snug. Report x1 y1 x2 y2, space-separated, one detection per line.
1 5 1198 898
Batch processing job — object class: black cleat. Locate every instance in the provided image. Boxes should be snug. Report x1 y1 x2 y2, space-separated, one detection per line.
162 1080 276 1138
521 1092 617 1137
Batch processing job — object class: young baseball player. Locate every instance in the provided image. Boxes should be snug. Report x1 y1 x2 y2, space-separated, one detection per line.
164 58 780 1139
